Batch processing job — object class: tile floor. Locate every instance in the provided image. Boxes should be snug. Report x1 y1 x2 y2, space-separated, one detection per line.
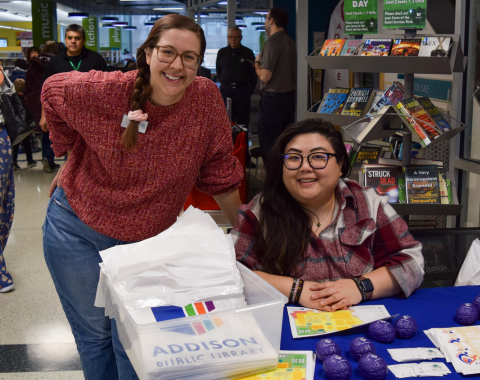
1 136 264 379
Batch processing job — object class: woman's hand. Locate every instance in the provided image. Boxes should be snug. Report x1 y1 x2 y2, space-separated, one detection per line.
49 162 67 197
305 279 363 311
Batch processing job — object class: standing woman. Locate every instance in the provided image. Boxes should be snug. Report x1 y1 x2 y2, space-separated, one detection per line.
0 69 15 293
41 15 243 380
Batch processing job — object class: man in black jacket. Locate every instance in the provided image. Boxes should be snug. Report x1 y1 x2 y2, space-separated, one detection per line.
216 26 257 129
39 24 107 173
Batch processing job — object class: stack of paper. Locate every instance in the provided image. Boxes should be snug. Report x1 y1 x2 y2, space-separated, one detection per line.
388 348 444 362
424 326 480 375
235 350 316 380
389 363 451 378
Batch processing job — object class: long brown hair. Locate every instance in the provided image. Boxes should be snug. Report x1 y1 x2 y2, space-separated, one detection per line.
256 119 350 277
122 14 206 150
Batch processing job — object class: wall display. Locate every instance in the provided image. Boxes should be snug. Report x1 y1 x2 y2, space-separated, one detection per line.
383 0 427 29
82 17 98 52
391 39 421 56
344 0 378 35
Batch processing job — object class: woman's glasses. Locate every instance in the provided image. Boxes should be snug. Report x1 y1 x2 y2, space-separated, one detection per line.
154 46 202 69
282 152 337 170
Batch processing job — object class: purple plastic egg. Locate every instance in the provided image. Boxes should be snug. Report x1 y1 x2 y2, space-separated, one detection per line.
316 338 341 362
323 355 352 380
473 295 480 313
358 353 388 380
369 320 396 343
350 337 376 360
394 315 418 339
457 303 479 325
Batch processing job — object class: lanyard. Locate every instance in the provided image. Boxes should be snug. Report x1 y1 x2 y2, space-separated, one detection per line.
69 60 82 71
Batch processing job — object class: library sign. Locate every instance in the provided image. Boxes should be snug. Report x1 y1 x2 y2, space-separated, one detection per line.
344 1 378 35
384 0 427 29
82 17 98 52
31 1 58 50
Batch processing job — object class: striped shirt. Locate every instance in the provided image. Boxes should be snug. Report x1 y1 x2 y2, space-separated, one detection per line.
232 179 424 297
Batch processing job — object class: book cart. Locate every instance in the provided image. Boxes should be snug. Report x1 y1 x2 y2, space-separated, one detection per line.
305 32 466 217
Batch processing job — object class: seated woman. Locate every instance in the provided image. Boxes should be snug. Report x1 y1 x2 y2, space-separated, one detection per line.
233 119 424 311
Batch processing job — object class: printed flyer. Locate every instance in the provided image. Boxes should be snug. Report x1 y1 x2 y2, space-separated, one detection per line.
383 0 427 29
344 0 378 34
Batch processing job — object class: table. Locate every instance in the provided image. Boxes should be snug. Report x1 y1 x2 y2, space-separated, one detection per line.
280 286 480 380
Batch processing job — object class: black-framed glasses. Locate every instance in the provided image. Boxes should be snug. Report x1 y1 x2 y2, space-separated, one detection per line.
282 152 337 170
153 45 202 69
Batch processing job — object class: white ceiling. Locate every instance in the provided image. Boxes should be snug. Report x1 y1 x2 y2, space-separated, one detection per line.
0 1 88 24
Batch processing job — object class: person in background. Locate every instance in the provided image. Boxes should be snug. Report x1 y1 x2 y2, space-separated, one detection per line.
39 25 107 173
216 26 257 130
25 46 40 64
0 68 15 293
9 59 28 82
125 59 136 69
25 41 60 173
11 78 36 170
233 119 424 310
255 8 297 162
41 14 243 380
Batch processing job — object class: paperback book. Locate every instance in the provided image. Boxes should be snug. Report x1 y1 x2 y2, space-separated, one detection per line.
418 97 452 132
367 81 404 116
318 88 350 114
341 87 376 116
350 146 382 173
340 39 363 56
361 39 393 56
363 165 399 203
390 39 421 56
396 102 432 147
419 37 452 57
320 39 346 56
403 165 440 204
401 97 442 137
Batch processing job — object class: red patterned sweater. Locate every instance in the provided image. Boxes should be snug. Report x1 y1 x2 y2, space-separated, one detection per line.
42 70 243 242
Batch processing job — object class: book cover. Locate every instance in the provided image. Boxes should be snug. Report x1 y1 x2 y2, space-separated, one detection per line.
361 39 393 56
391 39 421 56
418 97 452 132
320 39 346 56
396 102 431 147
364 165 399 203
367 81 404 116
402 97 442 137
419 37 452 57
318 88 350 114
344 142 353 156
438 167 449 204
340 39 363 56
350 146 382 173
403 165 440 204
341 88 375 116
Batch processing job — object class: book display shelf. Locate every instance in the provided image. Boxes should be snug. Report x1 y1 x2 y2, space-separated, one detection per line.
305 30 466 217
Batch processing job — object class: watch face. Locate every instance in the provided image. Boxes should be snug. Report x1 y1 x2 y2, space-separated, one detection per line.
361 279 374 293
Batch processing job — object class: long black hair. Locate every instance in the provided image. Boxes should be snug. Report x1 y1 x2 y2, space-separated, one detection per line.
255 118 350 277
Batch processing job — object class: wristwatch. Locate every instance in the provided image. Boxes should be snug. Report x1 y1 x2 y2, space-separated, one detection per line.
352 276 374 302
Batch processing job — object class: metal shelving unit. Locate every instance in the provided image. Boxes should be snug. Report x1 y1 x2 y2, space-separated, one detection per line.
305 32 466 216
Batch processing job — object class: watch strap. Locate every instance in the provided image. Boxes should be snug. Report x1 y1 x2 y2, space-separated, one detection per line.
351 278 366 302
358 276 374 301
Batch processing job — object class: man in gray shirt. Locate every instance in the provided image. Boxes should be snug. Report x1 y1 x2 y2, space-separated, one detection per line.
254 7 297 161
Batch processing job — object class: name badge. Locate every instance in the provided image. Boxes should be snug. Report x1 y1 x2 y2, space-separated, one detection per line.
121 114 148 134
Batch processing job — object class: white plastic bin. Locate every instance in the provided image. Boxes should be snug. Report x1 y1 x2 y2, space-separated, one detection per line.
102 261 288 380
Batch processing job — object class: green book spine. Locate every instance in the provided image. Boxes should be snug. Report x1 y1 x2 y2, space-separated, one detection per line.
398 178 406 203
446 179 452 204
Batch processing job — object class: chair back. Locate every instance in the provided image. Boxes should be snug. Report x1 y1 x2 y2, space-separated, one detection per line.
410 228 480 288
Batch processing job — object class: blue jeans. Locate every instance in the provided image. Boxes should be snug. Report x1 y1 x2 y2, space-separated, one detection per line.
43 187 139 380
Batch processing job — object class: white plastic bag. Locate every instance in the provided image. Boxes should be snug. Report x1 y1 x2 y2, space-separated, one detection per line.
455 238 480 286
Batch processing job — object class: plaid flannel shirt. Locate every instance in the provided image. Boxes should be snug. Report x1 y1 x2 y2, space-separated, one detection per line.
232 179 424 297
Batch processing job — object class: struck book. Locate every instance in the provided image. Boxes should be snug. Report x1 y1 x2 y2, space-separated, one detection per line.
403 165 440 204
419 37 452 57
320 39 346 56
340 39 363 56
417 97 452 132
361 39 393 56
341 88 376 116
364 165 399 203
318 88 350 114
390 39 421 56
